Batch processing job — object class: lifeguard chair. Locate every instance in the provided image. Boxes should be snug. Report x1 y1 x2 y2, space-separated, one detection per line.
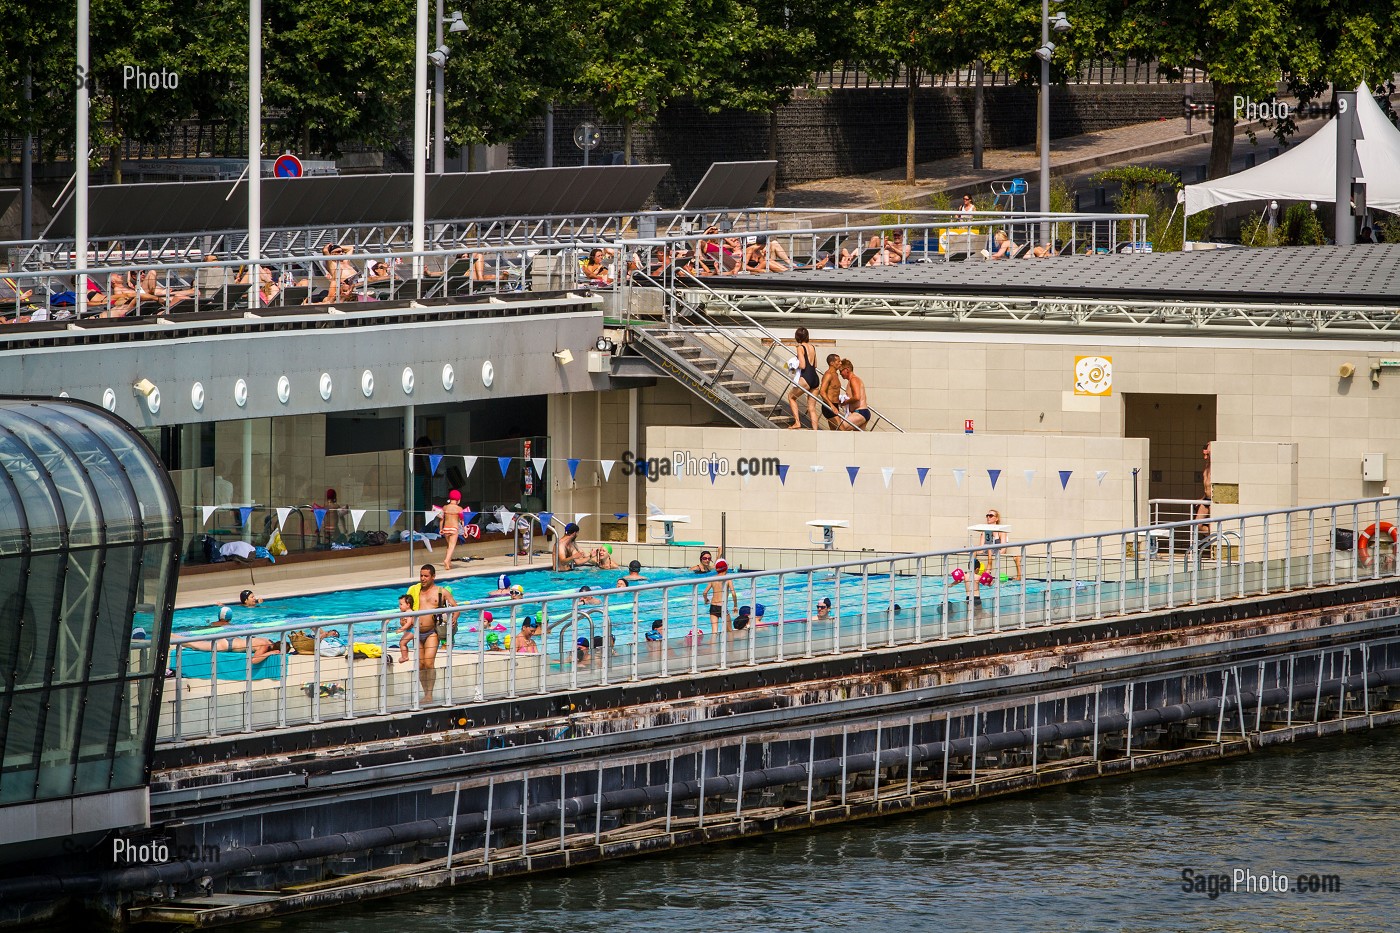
990 178 1028 213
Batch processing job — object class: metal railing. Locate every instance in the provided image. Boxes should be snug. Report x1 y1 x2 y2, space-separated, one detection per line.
150 494 1400 744
810 60 1211 90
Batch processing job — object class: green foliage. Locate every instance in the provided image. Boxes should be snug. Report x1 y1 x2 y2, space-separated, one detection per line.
1239 212 1283 247
1112 183 1208 252
1281 204 1326 246
1049 179 1075 214
1378 217 1400 244
1091 165 1180 196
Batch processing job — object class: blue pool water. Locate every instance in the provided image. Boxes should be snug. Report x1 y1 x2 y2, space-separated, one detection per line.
158 563 1110 652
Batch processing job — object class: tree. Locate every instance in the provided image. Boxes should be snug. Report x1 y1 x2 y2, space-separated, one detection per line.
263 0 416 156
441 0 583 160
699 0 825 204
571 0 720 161
1111 0 1291 178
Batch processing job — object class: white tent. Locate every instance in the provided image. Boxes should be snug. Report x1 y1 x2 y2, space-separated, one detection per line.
1185 83 1400 216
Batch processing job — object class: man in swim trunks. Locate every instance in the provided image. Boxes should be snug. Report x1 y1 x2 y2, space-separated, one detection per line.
818 353 844 430
554 522 585 570
441 490 466 572
702 558 737 635
837 359 870 431
404 564 458 702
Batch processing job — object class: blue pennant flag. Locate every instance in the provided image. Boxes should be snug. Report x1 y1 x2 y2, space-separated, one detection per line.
846 466 860 485
497 456 512 477
312 508 326 530
462 510 478 525
1059 470 1073 490
988 468 1001 489
916 467 930 486
567 458 580 480
537 511 552 531
708 460 718 484
238 506 253 527
614 512 627 520
387 509 403 527
428 454 443 475
777 464 789 485
638 460 649 478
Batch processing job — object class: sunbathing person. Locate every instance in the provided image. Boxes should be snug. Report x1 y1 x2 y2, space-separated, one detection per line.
140 270 198 308
184 625 283 664
582 248 613 285
985 230 1016 260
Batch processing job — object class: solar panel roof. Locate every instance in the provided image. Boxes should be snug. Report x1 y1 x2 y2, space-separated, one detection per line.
683 161 777 211
721 244 1400 306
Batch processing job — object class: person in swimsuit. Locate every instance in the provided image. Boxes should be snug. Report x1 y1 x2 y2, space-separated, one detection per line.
965 508 1022 606
702 558 737 635
404 564 458 702
814 597 833 622
837 359 870 430
1196 444 1212 537
787 327 820 429
691 550 715 573
441 489 465 572
395 594 418 663
554 522 584 570
818 353 844 430
185 612 283 664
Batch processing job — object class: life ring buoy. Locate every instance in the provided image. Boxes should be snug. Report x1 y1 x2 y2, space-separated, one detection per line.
1358 522 1398 565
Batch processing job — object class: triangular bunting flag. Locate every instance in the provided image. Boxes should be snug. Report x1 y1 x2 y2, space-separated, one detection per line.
952 468 966 488
532 457 547 480
201 506 217 526
387 509 403 528
1024 469 1036 488
275 507 292 531
1096 470 1109 486
429 454 443 475
916 467 929 487
881 467 894 489
846 466 860 485
1059 470 1072 490
567 458 580 481
497 456 512 477
708 460 719 484
613 512 627 520
424 508 440 526
638 460 649 478
600 459 615 481
238 506 253 527
350 509 366 532
537 511 553 532
313 508 327 530
462 455 478 477
461 510 478 525
777 464 790 485
988 469 1001 489
573 513 591 524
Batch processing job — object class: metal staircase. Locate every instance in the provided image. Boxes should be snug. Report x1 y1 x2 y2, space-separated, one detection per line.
626 327 796 429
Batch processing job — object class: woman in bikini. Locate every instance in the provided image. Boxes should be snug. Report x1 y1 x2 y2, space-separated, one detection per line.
787 326 820 429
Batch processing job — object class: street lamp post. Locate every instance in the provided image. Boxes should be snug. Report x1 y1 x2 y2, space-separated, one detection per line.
1034 1 1070 243
413 0 428 276
432 5 467 174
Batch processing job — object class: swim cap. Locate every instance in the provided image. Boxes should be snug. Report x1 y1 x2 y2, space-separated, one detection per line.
738 605 751 616
715 558 729 571
755 603 766 617
818 597 832 609
604 544 613 554
628 560 642 573
217 606 232 622
509 584 524 596
486 632 502 648
482 610 493 623
497 574 511 589
448 490 461 501
564 522 579 534
579 585 592 592
577 636 590 648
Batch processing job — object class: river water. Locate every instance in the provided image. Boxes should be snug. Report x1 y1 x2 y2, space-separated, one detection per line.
228 731 1397 933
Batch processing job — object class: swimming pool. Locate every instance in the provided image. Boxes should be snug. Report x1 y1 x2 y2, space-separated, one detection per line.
158 563 1094 652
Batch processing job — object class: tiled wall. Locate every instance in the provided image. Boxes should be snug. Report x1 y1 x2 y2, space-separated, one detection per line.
642 426 1148 552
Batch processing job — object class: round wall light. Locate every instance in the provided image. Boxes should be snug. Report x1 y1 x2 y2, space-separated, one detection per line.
277 375 291 404
442 363 456 391
481 360 494 388
402 367 415 395
361 370 375 397
101 388 116 411
234 378 249 408
191 382 205 411
320 372 333 401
